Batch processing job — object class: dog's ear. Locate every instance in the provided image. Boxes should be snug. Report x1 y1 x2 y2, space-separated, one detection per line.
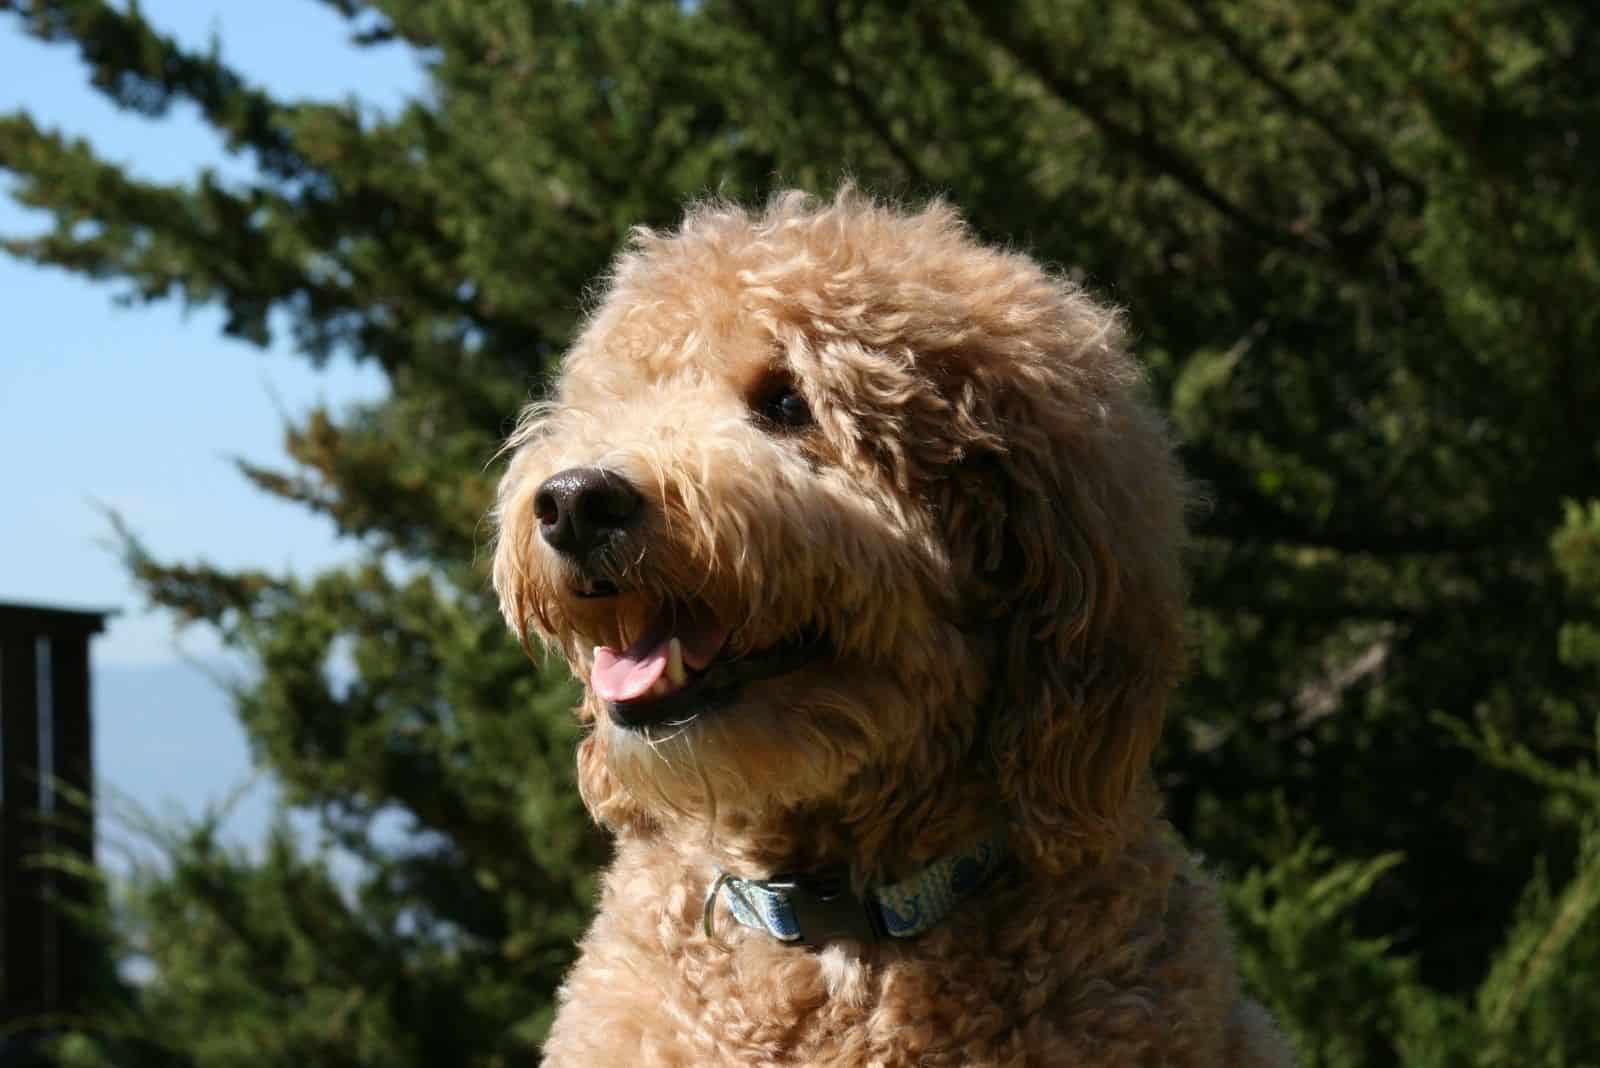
939 359 1186 873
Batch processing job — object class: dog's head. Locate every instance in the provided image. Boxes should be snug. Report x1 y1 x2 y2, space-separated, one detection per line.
493 191 1185 870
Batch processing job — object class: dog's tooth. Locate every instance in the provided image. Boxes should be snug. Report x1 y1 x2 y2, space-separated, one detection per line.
667 638 686 685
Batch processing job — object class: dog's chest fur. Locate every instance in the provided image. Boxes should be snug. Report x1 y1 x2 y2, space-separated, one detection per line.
538 832 1288 1067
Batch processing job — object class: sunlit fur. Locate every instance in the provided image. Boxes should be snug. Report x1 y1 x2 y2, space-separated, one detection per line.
493 190 1293 1066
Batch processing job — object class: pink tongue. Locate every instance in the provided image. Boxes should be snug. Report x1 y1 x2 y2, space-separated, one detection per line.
592 636 668 702
591 603 731 703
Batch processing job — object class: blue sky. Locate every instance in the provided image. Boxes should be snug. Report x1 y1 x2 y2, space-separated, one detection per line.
1 3 426 852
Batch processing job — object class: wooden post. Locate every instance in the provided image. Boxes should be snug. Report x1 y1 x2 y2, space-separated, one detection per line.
0 603 108 1035
50 634 94 1014
1 633 45 1021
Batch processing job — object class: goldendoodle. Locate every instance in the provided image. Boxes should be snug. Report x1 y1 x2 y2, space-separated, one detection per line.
493 190 1294 1066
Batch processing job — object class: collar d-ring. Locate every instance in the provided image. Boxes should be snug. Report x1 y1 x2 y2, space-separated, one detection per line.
702 870 736 952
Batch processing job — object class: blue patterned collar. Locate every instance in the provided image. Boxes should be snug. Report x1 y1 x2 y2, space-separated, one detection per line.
702 831 1009 948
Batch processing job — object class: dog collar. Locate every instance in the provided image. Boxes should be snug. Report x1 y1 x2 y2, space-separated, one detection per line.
703 832 1008 948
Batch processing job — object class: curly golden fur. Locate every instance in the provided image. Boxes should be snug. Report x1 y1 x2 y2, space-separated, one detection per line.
493 190 1294 1066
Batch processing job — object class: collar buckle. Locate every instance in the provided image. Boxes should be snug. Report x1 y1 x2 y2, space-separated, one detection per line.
769 872 883 947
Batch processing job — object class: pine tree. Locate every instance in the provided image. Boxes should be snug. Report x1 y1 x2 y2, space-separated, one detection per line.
5 2 1599 1064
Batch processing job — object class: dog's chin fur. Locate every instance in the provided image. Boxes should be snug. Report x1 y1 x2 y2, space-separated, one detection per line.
601 675 895 814
491 189 1295 1066
590 644 983 829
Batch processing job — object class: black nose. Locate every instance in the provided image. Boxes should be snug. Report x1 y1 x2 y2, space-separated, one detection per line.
533 467 643 558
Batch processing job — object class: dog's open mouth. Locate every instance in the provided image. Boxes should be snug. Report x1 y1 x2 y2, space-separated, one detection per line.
590 599 823 730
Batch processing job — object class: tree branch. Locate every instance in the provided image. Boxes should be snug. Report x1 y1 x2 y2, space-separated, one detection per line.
8 0 309 179
1184 443 1526 556
1172 0 1423 201
727 0 933 189
819 0 934 189
958 0 1306 252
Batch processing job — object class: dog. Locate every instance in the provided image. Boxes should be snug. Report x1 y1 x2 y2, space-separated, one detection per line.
493 190 1294 1066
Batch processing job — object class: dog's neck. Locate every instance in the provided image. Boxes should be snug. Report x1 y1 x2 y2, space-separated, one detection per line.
664 764 1005 886
652 770 1162 891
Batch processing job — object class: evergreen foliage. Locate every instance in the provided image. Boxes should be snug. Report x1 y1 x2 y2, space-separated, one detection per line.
4 1 1598 1063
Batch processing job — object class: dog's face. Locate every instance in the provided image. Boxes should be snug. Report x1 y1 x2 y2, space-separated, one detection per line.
494 193 1186 867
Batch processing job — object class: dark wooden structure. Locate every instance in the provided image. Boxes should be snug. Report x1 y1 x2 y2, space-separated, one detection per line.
0 602 107 1030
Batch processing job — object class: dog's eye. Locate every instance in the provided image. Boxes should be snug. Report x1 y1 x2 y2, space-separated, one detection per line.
753 382 813 431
